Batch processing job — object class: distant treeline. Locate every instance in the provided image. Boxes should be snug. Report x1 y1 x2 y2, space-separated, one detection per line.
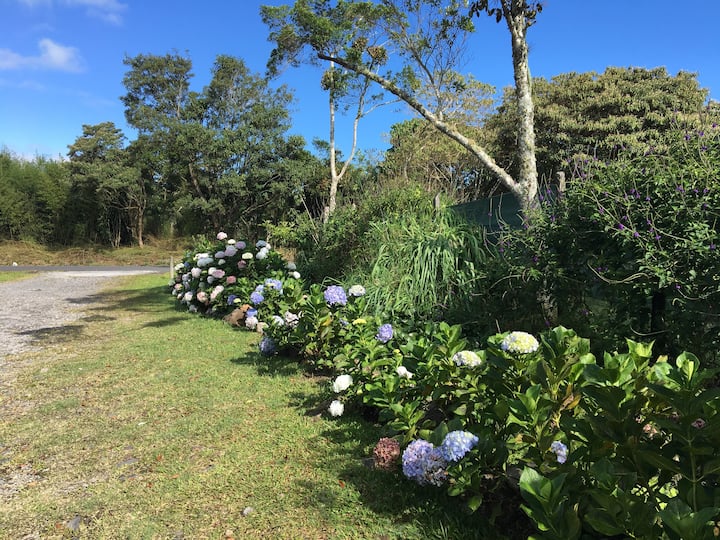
0 59 715 247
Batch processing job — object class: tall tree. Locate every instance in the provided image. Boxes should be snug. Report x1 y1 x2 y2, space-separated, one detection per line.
263 2 393 221
120 52 317 237
263 0 543 212
67 122 144 246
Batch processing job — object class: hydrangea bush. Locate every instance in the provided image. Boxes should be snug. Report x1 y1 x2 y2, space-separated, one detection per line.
170 232 299 317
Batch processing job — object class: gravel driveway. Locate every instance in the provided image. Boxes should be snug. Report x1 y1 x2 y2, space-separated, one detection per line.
0 267 166 359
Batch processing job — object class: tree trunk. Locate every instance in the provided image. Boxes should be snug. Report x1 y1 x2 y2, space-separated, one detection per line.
324 79 339 223
504 0 539 211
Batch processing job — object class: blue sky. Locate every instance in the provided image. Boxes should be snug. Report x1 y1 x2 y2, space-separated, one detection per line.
1 0 719 160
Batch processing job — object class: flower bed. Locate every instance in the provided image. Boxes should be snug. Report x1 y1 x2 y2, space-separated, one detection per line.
172 232 720 539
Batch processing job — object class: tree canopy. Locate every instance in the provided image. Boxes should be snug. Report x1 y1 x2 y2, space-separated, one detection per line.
485 66 710 180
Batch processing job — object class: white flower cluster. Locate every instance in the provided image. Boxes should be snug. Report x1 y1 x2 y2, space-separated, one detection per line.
501 331 540 355
452 350 483 368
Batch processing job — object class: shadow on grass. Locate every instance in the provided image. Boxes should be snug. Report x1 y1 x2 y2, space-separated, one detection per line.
80 282 196 331
17 324 86 345
229 350 305 378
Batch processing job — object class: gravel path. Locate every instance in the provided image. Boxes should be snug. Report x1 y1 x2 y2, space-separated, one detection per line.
0 268 165 359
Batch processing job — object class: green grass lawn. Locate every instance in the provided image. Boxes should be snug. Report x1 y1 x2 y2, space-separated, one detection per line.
0 271 35 283
0 274 497 539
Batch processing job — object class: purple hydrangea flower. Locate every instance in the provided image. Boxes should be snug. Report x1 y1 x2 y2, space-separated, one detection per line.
324 285 347 306
402 439 448 486
440 431 479 462
376 324 393 343
227 294 237 305
250 291 264 305
550 441 568 464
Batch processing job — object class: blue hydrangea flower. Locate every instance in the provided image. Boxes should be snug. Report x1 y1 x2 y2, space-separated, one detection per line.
550 441 568 464
402 439 448 487
422 448 449 486
324 285 347 306
250 291 264 305
376 323 393 343
264 278 283 292
227 294 237 305
441 431 479 462
402 439 434 483
246 308 258 319
258 336 276 357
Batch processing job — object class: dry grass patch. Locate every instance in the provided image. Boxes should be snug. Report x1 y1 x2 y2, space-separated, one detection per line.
0 238 188 267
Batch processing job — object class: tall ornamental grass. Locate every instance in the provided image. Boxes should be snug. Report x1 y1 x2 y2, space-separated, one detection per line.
350 208 491 323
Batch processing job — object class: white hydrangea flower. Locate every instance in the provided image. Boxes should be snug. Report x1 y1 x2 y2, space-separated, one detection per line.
217 231 228 241
286 262 297 271
329 400 344 417
452 350 483 367
396 366 414 379
348 284 366 297
332 374 353 393
242 252 254 260
501 331 540 355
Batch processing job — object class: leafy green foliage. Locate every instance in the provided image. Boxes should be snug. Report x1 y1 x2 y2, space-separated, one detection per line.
485 67 709 180
542 114 719 364
256 293 720 538
0 150 70 242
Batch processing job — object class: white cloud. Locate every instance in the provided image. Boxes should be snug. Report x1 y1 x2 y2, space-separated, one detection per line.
16 0 128 24
65 0 127 25
0 39 84 72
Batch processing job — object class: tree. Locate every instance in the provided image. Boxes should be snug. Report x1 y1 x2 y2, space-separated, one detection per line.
263 2 394 221
263 0 543 212
120 52 320 238
0 149 70 242
67 122 144 246
485 67 710 180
